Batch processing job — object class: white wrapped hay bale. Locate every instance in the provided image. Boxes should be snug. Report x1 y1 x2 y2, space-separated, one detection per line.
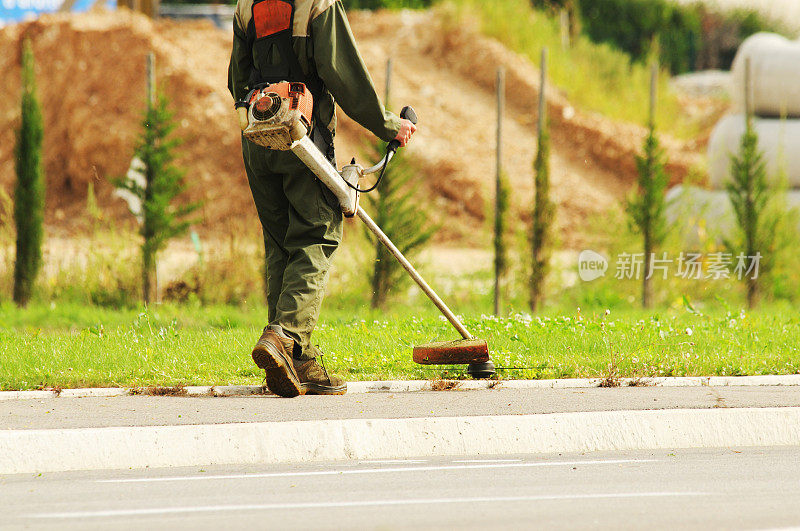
708 114 800 189
665 185 800 247
666 186 736 246
731 33 800 118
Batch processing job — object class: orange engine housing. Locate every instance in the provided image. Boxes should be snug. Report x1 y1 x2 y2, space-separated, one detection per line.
248 82 313 128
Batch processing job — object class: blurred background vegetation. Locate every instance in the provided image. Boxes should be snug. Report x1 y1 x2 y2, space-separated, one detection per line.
2 0 798 332
167 0 786 75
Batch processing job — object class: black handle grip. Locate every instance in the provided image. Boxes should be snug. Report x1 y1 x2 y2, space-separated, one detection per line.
388 106 418 153
400 105 418 124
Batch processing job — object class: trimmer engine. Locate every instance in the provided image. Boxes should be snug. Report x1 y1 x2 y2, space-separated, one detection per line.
243 82 314 150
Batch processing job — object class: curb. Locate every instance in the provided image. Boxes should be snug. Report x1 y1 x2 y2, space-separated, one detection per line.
3 374 800 401
2 407 800 474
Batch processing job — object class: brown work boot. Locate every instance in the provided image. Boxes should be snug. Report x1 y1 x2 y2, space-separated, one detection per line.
251 325 303 398
294 351 346 395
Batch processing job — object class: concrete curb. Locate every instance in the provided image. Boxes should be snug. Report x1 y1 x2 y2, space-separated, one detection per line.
4 374 800 401
2 407 800 474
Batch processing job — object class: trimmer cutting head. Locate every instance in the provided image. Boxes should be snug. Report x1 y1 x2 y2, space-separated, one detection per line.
412 339 490 365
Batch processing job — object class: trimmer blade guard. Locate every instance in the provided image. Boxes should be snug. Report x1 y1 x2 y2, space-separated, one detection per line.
412 339 490 365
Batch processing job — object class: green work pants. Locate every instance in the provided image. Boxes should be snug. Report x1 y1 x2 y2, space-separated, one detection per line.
242 138 343 360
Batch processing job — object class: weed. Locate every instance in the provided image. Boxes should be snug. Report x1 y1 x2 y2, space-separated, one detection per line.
626 377 652 387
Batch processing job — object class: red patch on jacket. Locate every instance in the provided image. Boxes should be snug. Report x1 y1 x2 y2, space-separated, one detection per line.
252 0 292 39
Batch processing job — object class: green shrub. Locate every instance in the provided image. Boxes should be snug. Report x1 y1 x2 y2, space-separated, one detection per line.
179 229 263 306
447 0 692 137
577 0 699 74
708 8 783 70
530 0 581 38
575 0 784 74
42 230 141 308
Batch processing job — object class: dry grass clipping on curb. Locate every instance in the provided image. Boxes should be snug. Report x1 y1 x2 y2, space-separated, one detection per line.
130 385 188 397
430 379 462 391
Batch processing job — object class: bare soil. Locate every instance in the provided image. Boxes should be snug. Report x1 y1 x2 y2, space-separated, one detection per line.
0 7 716 249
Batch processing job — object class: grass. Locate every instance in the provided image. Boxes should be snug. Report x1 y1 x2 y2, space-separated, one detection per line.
441 0 699 138
2 198 798 391
2 301 799 390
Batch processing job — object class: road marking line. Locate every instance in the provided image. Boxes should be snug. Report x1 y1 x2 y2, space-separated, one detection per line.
453 459 521 463
31 492 709 519
98 459 656 484
358 459 428 464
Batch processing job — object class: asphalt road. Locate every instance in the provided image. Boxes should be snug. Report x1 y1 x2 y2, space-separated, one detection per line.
5 386 800 429
3 447 800 530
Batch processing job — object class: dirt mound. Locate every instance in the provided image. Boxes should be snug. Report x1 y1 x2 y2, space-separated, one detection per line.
0 8 712 248
0 9 246 232
415 11 703 185
343 9 694 245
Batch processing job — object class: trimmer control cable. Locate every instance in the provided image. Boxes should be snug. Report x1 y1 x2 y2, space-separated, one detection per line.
343 106 417 194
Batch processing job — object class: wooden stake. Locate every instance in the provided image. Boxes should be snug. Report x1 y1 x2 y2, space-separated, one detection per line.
146 52 158 302
560 9 570 50
744 57 752 128
650 62 657 129
531 48 548 313
494 67 505 316
385 58 392 106
642 61 658 310
146 52 156 108
538 48 547 138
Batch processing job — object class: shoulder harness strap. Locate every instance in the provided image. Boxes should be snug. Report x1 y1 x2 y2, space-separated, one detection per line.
246 0 333 155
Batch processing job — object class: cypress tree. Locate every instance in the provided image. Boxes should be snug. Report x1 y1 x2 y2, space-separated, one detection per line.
530 48 556 313
725 115 768 309
116 94 199 304
625 65 668 309
626 126 669 308
13 38 45 308
365 144 436 309
493 171 510 314
530 124 555 312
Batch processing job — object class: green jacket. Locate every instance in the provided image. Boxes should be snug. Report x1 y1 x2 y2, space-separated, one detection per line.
228 0 401 143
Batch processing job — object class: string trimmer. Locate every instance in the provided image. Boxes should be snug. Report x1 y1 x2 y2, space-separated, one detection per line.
242 82 495 378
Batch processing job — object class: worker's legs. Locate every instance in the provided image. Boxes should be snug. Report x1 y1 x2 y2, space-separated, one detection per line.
243 141 342 361
242 140 290 323
244 141 345 396
275 158 343 360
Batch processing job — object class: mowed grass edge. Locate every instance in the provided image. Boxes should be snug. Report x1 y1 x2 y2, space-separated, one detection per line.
1 303 799 390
